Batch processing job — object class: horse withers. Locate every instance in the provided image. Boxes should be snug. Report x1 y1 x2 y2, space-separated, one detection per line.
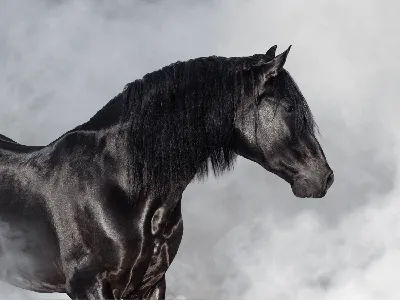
0 45 333 299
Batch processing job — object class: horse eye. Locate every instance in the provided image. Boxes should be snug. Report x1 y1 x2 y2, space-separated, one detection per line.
285 105 294 113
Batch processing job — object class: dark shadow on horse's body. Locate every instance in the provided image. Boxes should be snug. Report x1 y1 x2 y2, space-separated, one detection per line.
0 46 333 299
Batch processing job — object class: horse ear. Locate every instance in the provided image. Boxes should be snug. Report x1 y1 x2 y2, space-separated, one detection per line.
262 45 291 78
265 45 277 59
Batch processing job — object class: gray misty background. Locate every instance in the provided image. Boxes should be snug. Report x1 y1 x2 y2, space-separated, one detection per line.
1 0 400 299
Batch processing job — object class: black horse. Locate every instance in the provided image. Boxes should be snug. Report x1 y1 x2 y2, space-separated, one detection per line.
0 45 333 299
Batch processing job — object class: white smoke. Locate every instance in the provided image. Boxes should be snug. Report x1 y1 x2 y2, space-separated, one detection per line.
0 0 399 299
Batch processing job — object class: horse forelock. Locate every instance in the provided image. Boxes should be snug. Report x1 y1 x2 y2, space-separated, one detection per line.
274 70 318 136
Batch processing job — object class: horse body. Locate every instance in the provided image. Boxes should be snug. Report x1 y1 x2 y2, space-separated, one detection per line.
0 95 186 299
0 46 333 299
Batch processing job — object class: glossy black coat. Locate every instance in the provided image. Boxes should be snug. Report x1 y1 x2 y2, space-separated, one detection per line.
0 46 333 299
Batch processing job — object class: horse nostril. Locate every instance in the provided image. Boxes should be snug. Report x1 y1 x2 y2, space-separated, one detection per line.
325 171 334 190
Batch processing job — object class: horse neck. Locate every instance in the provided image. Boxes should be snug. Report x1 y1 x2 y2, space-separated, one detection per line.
72 93 125 132
49 93 128 151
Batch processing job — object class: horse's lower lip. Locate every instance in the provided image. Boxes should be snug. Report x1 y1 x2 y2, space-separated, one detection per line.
313 191 327 198
292 188 311 198
291 178 311 198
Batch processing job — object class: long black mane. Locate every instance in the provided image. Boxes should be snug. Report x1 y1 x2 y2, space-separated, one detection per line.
116 55 315 194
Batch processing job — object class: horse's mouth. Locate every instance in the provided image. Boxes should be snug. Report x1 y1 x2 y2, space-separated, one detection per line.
291 179 328 199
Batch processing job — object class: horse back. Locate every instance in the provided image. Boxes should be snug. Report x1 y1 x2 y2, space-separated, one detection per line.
0 133 44 153
0 134 16 143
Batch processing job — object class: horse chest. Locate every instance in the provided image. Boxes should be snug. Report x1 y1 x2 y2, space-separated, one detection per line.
120 202 183 297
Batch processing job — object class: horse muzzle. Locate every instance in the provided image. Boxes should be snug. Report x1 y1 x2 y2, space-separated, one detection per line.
291 170 334 198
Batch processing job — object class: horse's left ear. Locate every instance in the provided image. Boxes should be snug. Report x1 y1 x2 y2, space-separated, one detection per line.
262 45 291 79
265 45 277 59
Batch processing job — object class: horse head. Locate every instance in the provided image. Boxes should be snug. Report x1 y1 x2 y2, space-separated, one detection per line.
233 46 334 198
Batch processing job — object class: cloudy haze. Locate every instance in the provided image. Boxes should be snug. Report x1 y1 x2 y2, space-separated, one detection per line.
0 0 399 299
